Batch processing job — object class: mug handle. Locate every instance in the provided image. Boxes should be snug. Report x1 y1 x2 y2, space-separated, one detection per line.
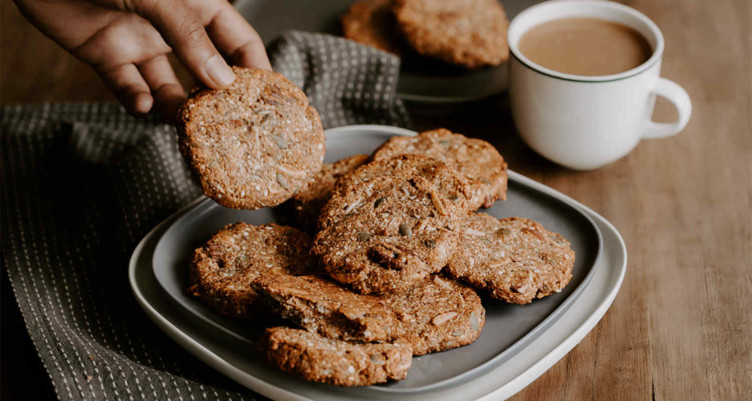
643 78 692 139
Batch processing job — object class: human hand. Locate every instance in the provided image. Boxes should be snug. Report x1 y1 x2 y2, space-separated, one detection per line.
14 0 271 121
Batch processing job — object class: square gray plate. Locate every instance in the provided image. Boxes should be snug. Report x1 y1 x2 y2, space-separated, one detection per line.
235 0 542 103
147 125 602 394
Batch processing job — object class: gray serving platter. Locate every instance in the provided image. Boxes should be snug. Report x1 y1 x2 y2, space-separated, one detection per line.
235 0 542 103
149 125 602 394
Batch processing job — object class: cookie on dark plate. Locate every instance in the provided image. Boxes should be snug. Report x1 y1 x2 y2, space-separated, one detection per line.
314 155 471 294
373 128 508 209
341 0 404 54
188 223 313 320
445 214 575 304
253 273 485 355
383 275 485 355
177 66 326 210
283 154 370 233
252 274 400 343
260 327 412 386
393 0 509 69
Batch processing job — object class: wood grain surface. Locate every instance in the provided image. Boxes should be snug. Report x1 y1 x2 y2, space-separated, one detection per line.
1 0 750 400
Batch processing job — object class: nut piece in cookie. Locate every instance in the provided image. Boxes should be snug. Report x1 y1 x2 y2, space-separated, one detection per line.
445 214 575 304
177 66 326 210
188 223 314 320
342 0 404 54
383 275 485 355
260 327 412 386
374 128 508 209
314 155 471 294
283 154 370 233
252 274 401 343
393 0 510 69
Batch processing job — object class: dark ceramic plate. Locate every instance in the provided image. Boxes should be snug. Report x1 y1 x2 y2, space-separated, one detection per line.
150 125 602 392
235 0 541 103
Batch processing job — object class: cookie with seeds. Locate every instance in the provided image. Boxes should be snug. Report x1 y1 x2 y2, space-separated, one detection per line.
384 275 485 355
260 327 412 386
393 0 509 69
314 155 471 294
373 128 508 209
283 154 370 233
341 0 404 54
251 274 400 343
188 223 314 320
252 274 484 354
445 214 575 304
177 66 326 210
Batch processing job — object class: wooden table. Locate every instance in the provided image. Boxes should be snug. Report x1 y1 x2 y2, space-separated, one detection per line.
2 1 750 400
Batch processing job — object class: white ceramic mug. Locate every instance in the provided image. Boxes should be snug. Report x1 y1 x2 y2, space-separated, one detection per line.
508 0 692 170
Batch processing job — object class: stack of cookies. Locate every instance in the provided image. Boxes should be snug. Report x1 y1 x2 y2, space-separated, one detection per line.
341 0 510 69
177 67 574 387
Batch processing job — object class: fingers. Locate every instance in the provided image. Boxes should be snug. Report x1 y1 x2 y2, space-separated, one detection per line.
138 54 186 122
204 4 271 70
98 63 153 115
127 0 236 89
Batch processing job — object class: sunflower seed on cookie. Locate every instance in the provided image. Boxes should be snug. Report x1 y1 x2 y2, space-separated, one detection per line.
177 66 325 210
445 214 575 304
259 327 413 386
373 128 508 209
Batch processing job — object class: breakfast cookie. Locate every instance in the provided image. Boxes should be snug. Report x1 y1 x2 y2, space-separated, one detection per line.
445 214 575 304
284 154 370 233
188 223 314 320
384 275 485 355
373 128 508 209
253 274 484 355
393 0 510 69
341 0 404 54
177 66 326 210
314 155 471 294
260 327 412 386
252 274 400 343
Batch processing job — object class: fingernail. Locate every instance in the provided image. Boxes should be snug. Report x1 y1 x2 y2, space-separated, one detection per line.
206 55 235 87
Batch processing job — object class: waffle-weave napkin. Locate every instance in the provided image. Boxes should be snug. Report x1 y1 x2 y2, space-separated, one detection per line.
1 31 410 400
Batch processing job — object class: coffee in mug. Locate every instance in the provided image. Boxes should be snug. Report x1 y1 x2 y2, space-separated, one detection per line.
507 0 692 170
519 18 653 76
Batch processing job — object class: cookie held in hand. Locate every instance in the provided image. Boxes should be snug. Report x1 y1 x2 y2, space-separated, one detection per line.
177 66 325 210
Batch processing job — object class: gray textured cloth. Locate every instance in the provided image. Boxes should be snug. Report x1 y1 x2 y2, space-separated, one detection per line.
1 31 409 400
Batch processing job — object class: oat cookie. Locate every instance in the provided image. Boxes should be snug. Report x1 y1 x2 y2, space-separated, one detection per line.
177 66 326 210
374 128 508 209
393 0 509 69
314 155 471 294
284 154 370 233
341 0 404 54
384 275 485 355
260 327 412 386
252 273 484 354
252 274 400 343
188 223 313 319
445 214 575 304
